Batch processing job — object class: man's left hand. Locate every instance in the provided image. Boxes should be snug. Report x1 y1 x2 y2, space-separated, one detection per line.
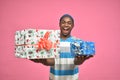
74 55 93 65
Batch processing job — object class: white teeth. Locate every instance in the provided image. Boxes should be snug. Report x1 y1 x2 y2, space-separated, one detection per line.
63 27 69 30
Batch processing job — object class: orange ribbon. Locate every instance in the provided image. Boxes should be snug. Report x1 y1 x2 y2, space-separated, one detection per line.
37 32 52 51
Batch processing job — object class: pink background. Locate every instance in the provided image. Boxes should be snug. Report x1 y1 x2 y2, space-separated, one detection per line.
0 0 120 80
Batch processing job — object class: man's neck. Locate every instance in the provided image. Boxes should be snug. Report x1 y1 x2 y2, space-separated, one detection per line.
60 34 71 40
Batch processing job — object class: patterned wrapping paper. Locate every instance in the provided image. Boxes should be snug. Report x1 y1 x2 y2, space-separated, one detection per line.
70 40 84 56
70 40 95 56
81 41 95 55
15 29 60 59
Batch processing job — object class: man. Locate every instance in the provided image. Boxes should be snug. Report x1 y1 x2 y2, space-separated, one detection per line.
31 14 93 80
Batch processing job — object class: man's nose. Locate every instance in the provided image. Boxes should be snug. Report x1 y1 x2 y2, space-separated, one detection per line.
64 23 69 26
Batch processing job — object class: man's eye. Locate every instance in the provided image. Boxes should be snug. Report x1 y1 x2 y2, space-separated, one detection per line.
61 21 65 24
68 22 72 25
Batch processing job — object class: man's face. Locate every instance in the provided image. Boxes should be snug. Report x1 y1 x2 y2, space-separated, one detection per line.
59 17 74 37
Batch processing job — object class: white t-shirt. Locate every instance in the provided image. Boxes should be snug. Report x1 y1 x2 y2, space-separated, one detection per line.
49 36 79 80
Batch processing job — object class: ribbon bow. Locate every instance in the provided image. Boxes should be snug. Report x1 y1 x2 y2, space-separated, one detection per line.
37 32 52 51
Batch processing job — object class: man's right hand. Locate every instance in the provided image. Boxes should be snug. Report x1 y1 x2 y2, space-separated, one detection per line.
30 58 55 66
30 59 46 63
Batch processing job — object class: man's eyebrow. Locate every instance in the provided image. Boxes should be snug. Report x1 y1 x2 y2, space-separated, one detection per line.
67 21 72 22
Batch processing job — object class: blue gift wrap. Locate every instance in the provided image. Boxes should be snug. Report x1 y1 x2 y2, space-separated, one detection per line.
70 40 84 56
81 41 95 55
70 40 95 56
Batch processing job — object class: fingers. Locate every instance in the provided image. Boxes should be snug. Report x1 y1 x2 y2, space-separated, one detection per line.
74 55 85 65
74 55 94 65
76 55 93 60
77 55 85 61
85 55 93 60
30 59 46 63
30 59 38 62
41 59 47 64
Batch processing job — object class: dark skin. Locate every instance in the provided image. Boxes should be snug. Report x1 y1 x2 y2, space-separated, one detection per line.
30 16 93 65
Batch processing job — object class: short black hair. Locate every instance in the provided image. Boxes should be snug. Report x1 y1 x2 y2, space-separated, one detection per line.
59 14 74 25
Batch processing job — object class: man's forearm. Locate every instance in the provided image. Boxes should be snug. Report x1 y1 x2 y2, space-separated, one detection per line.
74 58 85 65
30 59 54 66
40 59 55 66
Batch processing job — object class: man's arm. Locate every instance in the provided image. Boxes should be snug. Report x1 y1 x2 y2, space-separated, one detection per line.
74 55 93 65
30 58 55 66
45 58 55 66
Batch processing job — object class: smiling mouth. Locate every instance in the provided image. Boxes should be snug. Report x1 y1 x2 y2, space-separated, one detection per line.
63 27 69 31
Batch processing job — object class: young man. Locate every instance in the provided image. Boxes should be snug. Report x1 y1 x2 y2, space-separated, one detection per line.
31 14 93 80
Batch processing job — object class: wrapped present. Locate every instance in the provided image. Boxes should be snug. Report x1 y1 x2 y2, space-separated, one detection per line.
15 29 60 59
70 40 95 56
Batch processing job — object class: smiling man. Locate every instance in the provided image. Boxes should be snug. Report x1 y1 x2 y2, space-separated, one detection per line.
49 14 93 80
31 14 93 80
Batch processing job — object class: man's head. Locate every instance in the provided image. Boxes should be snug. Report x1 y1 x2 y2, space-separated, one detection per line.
59 14 74 39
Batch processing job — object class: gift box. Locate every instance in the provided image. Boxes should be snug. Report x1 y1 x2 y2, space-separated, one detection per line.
70 40 95 56
15 29 60 59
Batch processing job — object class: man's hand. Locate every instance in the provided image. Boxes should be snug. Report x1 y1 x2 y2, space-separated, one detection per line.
30 59 46 63
30 58 55 66
74 55 93 65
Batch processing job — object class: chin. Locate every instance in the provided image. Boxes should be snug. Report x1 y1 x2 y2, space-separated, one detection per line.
62 33 70 37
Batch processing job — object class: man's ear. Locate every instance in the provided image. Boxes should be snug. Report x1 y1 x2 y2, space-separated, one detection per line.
72 25 74 29
59 22 60 27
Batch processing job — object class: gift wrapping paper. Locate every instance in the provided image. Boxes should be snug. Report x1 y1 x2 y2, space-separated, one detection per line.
81 41 95 55
15 29 60 59
70 40 95 56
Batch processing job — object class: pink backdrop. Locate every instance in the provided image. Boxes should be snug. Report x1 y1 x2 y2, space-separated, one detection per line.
0 0 120 80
